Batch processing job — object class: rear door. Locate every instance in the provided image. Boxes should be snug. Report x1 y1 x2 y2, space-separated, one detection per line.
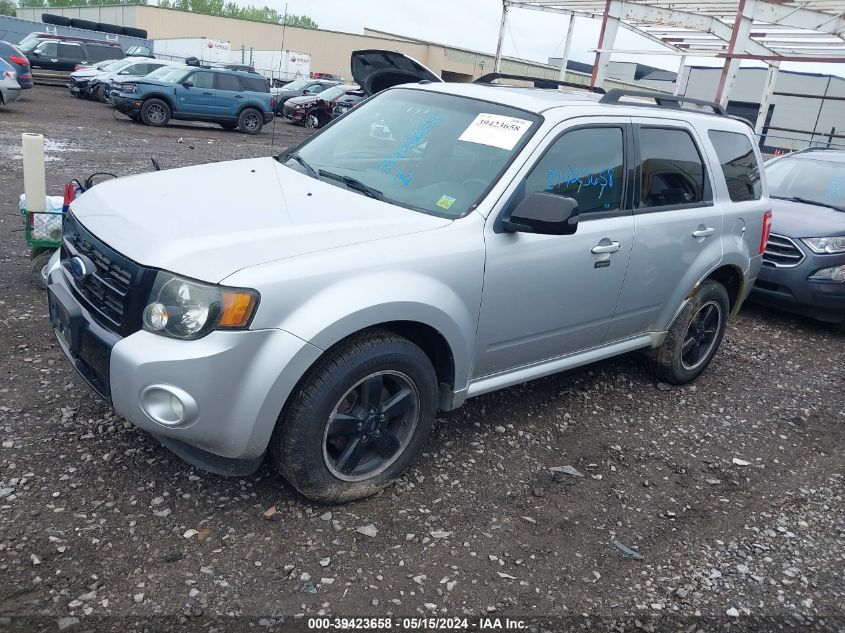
213 72 244 117
178 70 216 115
605 119 724 341
57 43 85 72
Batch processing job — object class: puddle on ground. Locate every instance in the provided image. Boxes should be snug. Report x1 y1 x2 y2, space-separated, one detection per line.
1 138 83 162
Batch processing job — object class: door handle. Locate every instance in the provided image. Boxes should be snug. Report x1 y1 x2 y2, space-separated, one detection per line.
235 94 244 99
202 91 213 95
692 227 715 238
591 241 621 254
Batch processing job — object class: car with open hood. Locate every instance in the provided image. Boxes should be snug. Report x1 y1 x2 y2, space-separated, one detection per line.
750 148 845 328
101 59 183 103
68 58 133 98
271 78 340 112
281 84 360 128
46 60 766 505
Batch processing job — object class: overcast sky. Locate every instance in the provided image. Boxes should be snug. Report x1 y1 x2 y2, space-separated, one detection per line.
261 0 844 80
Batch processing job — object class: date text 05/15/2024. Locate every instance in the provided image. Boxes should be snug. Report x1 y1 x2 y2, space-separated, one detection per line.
306 617 529 630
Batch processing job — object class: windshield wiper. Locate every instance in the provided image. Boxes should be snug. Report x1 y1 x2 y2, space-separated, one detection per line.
771 195 844 212
318 169 385 201
277 150 318 179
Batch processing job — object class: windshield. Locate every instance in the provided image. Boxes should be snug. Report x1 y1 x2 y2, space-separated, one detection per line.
145 65 187 81
316 86 345 100
100 58 127 71
766 155 845 210
283 79 310 91
283 88 540 217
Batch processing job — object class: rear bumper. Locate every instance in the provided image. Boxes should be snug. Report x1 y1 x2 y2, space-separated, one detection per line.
2 86 22 103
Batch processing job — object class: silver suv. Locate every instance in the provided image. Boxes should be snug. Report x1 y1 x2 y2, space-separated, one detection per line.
47 74 768 502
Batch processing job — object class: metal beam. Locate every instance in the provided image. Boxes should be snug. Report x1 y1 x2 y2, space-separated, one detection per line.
674 54 686 95
559 16 576 80
715 0 757 106
754 61 779 136
494 0 509 73
751 2 845 37
591 0 622 88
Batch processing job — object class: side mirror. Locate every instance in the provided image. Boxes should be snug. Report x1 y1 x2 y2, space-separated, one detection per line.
31 50 41 57
181 81 193 88
118 70 129 75
502 192 579 235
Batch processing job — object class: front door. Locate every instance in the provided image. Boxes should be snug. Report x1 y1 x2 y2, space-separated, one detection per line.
474 120 635 378
178 70 216 115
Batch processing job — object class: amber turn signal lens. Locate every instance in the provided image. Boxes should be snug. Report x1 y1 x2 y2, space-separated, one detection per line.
218 291 259 328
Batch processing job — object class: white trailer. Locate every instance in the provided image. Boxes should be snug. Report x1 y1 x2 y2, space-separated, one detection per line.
243 50 311 83
153 37 233 64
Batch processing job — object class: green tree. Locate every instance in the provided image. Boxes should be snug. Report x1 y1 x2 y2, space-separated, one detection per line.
0 0 17 15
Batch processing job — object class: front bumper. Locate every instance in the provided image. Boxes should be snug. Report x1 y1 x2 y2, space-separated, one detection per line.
46 251 323 471
750 252 845 323
114 96 141 117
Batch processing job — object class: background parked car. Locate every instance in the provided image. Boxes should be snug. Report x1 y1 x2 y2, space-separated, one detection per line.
751 148 845 328
0 58 22 106
0 41 33 90
282 84 359 128
332 88 366 120
19 34 124 84
69 57 149 100
104 60 185 104
271 78 340 112
113 66 274 134
89 58 178 102
311 72 343 81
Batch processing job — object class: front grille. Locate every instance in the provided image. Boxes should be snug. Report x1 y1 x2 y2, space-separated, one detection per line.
762 234 806 268
61 214 155 336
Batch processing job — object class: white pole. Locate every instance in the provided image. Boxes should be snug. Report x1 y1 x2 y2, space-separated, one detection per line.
494 1 509 74
754 61 779 137
674 55 686 95
559 16 576 81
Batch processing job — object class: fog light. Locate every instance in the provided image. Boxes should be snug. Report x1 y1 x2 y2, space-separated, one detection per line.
140 384 198 427
809 265 845 282
143 302 168 330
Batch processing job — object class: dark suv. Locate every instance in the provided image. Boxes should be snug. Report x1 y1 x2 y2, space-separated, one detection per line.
113 66 274 134
19 34 124 84
751 148 845 327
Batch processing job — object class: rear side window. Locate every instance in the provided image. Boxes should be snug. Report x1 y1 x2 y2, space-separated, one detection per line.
86 44 121 63
58 43 84 61
214 73 242 92
240 75 269 92
708 130 762 202
525 127 625 214
639 127 705 208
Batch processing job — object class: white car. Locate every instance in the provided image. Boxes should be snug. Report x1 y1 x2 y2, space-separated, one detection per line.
0 58 21 106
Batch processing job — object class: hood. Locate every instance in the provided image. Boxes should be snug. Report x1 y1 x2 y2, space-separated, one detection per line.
71 68 101 79
350 50 442 96
68 157 451 283
770 198 845 238
286 94 319 106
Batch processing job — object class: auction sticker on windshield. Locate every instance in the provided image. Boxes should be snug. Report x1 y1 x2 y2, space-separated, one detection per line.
458 113 533 150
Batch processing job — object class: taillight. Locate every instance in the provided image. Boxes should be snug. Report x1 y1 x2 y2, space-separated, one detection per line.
62 182 76 213
9 55 28 66
74 64 84 71
2 71 14 80
760 210 772 254
270 97 276 110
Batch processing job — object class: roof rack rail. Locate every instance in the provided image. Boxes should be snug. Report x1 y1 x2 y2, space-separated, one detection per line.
599 89 726 116
474 72 605 94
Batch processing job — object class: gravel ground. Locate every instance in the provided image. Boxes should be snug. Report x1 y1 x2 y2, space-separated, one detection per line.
1 87 844 633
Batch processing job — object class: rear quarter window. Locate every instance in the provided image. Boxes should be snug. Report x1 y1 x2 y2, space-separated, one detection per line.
707 130 762 202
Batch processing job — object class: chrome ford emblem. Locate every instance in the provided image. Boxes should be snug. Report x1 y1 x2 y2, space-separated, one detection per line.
69 256 89 282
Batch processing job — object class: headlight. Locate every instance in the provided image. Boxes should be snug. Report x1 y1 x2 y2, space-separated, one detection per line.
121 83 138 94
809 265 845 283
802 236 845 254
142 271 259 340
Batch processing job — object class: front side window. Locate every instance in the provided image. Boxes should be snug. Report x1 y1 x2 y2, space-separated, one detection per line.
286 88 540 218
766 155 845 211
639 127 705 208
305 83 327 94
708 130 762 202
35 42 58 57
188 71 214 89
524 127 624 214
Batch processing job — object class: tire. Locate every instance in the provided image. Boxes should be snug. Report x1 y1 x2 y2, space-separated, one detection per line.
219 121 237 131
140 98 170 127
94 84 107 103
96 23 124 35
122 26 149 39
30 249 53 289
70 18 98 31
304 112 323 129
237 108 263 135
42 13 72 26
272 330 438 503
653 279 730 385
